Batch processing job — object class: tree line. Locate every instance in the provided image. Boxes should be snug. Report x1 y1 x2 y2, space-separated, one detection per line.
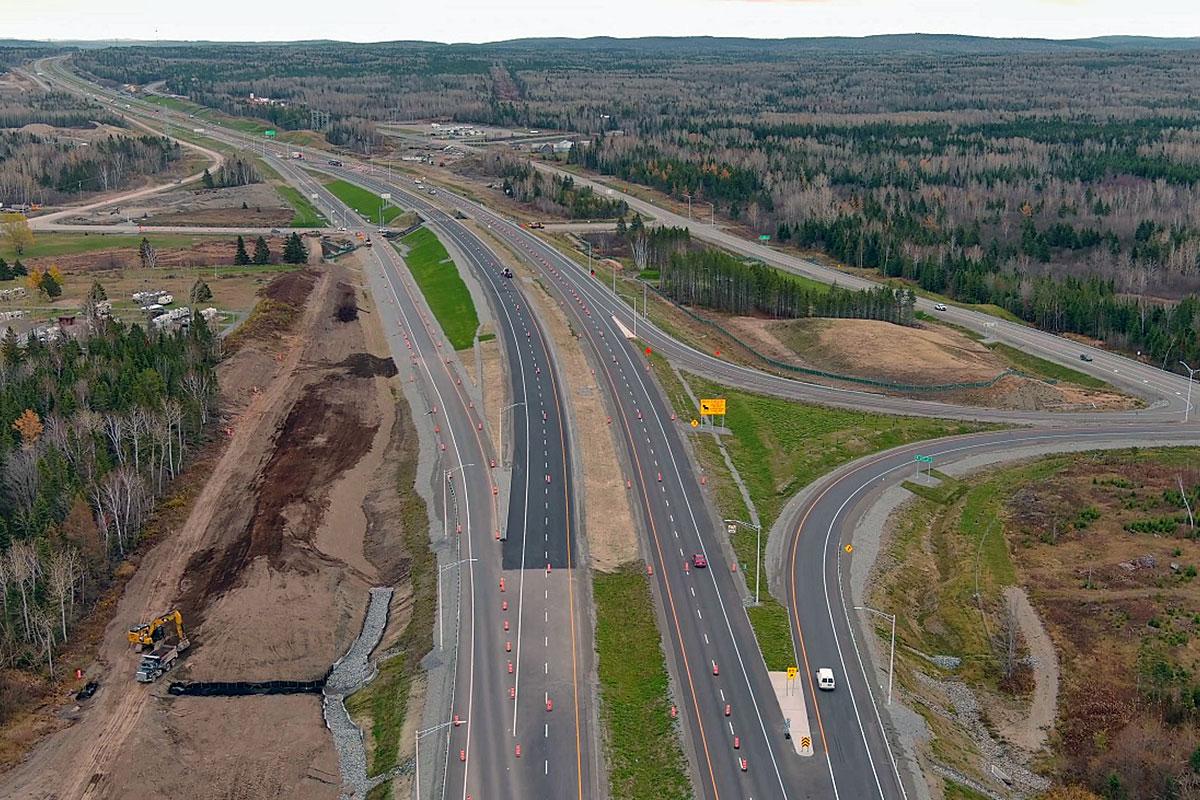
0 308 219 682
660 248 916 325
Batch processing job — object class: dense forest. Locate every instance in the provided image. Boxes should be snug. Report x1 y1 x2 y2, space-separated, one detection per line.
68 40 1200 374
0 310 218 689
660 248 917 325
475 151 627 219
0 130 180 204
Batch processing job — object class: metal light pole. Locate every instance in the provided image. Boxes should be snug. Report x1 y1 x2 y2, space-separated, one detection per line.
437 557 477 649
443 463 474 540
855 606 897 705
1181 361 1197 423
415 717 467 800
682 192 692 220
704 201 715 226
724 519 762 605
499 401 525 467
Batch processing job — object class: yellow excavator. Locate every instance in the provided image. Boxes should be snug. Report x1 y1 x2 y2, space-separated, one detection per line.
127 609 187 651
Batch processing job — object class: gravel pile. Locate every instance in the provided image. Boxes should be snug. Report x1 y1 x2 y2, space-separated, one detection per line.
322 587 394 799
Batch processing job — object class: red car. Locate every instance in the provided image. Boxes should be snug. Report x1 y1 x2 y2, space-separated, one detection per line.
691 553 707 569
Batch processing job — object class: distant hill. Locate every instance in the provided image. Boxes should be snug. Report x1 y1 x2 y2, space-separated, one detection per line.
2 33 1200 54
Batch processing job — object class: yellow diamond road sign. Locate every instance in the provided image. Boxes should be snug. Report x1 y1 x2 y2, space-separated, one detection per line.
786 666 798 680
699 398 726 415
690 418 699 428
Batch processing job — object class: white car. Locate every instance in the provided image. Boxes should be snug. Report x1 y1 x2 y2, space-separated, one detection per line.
934 303 947 311
816 668 836 691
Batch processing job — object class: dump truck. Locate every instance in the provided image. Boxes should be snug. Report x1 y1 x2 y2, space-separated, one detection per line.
136 640 188 683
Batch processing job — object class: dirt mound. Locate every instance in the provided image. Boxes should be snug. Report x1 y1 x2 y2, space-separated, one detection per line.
755 317 1005 385
340 353 397 378
178 371 380 621
263 268 318 305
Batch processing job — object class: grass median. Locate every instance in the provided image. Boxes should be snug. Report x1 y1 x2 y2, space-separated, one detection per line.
595 564 692 800
325 178 404 225
397 227 479 350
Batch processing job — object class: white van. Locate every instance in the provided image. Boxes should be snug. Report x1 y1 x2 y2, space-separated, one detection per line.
816 668 836 691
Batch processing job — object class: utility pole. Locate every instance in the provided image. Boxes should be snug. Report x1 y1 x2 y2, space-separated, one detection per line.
1181 361 1197 423
855 606 897 705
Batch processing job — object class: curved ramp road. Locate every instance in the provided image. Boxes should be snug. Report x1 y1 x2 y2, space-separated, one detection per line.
780 426 1200 799
46 56 1200 800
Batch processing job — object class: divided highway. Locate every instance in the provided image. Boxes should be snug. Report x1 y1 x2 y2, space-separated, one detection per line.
40 56 1200 800
40 60 595 800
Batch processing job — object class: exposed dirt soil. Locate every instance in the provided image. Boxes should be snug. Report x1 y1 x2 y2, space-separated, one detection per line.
721 315 1138 411
0 254 412 799
995 586 1059 753
62 183 292 228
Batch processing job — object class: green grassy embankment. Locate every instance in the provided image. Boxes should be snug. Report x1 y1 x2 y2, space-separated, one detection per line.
595 564 692 800
397 227 479 350
647 352 996 669
986 342 1109 389
325 179 404 225
0 232 203 261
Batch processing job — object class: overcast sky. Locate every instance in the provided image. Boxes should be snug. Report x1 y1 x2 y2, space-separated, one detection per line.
6 0 1199 44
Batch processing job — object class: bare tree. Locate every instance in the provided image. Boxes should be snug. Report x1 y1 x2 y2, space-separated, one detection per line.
93 466 150 556
46 548 80 642
1179 475 1195 533
7 542 40 642
631 233 649 274
182 370 214 425
3 447 40 515
103 413 125 465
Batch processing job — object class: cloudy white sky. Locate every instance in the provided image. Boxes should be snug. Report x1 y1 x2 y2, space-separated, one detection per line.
5 0 1199 43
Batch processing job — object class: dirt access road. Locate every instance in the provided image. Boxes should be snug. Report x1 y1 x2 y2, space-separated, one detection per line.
0 254 412 800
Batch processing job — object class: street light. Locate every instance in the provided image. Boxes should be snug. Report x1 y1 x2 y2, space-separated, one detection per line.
415 717 467 800
443 463 474 539
437 557 477 649
703 201 715 227
499 401 525 468
682 192 693 220
1181 361 1197 423
724 519 762 606
855 605 897 705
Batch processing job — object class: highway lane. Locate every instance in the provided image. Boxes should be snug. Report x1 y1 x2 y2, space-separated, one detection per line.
40 63 594 800
780 425 1200 800
532 162 1195 423
46 57 1200 800
403 193 823 799
270 160 594 800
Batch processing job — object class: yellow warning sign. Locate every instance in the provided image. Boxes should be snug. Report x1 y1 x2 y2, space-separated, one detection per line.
699 398 726 415
786 666 798 680
801 736 812 749
690 419 699 428
844 543 854 553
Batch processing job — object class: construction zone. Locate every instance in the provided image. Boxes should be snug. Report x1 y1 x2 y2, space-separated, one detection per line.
0 251 431 800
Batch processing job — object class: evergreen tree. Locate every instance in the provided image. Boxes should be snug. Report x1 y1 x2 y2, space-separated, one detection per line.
12 259 27 276
138 237 157 270
0 258 10 281
202 168 215 189
282 233 308 265
252 236 271 265
233 236 251 266
190 279 212 305
40 271 62 300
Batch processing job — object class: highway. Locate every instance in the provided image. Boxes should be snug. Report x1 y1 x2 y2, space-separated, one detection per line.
40 55 1200 800
40 59 595 800
532 162 1195 424
778 424 1200 799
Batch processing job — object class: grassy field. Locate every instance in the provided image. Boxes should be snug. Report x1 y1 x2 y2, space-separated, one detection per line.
0 232 204 261
397 227 479 350
325 179 404 225
274 184 326 227
646 353 995 662
986 342 1108 389
594 565 692 800
345 398 434 778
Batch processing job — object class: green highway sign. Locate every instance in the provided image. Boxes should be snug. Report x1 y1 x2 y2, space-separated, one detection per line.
264 129 276 137
758 234 770 241
914 454 933 463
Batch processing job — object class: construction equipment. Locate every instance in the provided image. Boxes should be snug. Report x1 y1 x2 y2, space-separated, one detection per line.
128 609 187 651
129 610 190 683
136 641 188 683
